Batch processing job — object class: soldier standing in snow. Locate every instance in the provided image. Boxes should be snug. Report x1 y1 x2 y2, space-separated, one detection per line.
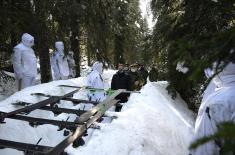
111 63 132 111
191 62 235 155
12 33 37 91
67 51 76 78
87 61 106 102
51 41 69 80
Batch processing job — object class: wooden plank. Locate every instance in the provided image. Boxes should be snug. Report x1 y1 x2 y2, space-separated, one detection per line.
46 99 120 155
0 139 52 154
1 112 81 130
76 89 124 123
58 85 141 94
63 97 99 105
39 106 86 116
31 93 99 105
12 102 86 116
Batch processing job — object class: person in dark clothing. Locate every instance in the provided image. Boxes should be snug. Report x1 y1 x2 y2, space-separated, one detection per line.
138 64 149 85
111 63 132 111
129 64 144 91
149 65 158 82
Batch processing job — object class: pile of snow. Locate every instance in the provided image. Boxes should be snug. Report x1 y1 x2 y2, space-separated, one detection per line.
67 82 195 155
0 69 194 155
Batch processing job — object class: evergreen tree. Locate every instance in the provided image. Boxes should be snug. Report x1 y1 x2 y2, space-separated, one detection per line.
150 0 235 110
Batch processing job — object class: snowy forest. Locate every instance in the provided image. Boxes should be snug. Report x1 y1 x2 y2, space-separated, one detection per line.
0 0 235 155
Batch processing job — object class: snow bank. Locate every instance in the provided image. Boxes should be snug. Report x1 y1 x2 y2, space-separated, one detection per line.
67 82 195 155
0 70 194 155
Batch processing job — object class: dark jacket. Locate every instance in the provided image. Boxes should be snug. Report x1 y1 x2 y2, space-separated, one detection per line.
149 68 158 82
124 69 131 76
138 67 149 85
129 71 144 91
111 71 131 102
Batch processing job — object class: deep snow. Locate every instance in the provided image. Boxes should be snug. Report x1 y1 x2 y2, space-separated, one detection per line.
0 70 195 155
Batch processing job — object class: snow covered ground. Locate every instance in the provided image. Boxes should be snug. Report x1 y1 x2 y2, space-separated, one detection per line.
0 70 195 155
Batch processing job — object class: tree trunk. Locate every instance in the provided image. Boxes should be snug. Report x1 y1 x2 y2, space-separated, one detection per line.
38 27 51 83
87 31 92 66
70 14 81 77
114 34 124 67
34 1 51 83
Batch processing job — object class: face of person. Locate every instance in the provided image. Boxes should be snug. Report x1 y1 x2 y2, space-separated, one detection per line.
29 39 34 47
118 64 124 71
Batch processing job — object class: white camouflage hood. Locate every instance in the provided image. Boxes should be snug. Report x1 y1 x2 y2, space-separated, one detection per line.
21 33 34 48
92 61 103 74
55 41 64 55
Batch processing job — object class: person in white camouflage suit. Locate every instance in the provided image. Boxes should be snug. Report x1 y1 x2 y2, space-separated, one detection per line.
191 62 235 155
87 61 106 103
51 41 69 80
12 33 37 90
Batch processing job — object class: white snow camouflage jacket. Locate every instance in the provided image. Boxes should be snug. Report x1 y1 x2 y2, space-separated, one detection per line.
12 33 37 79
87 61 106 102
191 62 235 155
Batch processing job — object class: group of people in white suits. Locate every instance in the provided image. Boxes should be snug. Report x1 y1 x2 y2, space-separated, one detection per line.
12 33 106 103
12 33 76 90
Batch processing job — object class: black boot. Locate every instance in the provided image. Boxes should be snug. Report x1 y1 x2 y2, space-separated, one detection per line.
72 137 85 148
115 104 122 112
